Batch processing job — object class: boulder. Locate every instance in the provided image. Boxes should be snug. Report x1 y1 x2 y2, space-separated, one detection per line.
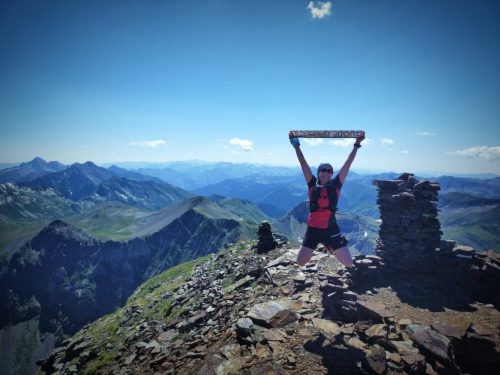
247 301 292 327
401 353 427 374
311 318 341 340
235 317 254 338
269 309 297 328
406 324 454 365
365 324 388 341
365 345 386 374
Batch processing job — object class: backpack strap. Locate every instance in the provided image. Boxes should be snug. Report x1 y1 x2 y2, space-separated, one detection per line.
309 184 339 213
327 184 339 213
309 186 321 212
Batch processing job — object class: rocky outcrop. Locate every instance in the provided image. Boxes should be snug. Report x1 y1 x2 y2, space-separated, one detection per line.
18 174 500 375
38 236 500 375
255 221 278 254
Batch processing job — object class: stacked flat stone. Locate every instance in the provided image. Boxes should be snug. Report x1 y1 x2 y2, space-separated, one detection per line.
256 221 278 254
372 173 442 269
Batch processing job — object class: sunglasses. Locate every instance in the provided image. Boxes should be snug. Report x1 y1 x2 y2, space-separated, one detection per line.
320 168 333 173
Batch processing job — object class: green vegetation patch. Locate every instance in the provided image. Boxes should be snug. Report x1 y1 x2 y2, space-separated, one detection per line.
128 256 205 308
81 349 118 375
56 241 251 374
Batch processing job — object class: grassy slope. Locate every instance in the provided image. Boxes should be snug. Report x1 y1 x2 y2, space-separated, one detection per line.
63 242 250 375
440 205 500 251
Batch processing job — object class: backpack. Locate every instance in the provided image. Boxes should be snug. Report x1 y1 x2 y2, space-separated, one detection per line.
309 183 339 213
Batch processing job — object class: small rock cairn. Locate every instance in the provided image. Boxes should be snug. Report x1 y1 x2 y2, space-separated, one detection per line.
372 173 441 270
255 221 278 254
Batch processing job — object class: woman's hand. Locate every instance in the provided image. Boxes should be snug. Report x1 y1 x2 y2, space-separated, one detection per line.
289 137 300 148
356 131 365 145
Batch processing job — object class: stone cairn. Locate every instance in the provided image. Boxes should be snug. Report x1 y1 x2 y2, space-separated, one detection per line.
255 221 278 254
372 172 442 271
348 171 500 306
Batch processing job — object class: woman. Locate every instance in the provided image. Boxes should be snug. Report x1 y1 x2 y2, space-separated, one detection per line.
290 131 365 268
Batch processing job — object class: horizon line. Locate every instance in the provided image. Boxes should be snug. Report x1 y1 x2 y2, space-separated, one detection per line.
0 157 498 178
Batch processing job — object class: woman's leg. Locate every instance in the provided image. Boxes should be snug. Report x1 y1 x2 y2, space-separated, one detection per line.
330 246 353 268
297 246 315 266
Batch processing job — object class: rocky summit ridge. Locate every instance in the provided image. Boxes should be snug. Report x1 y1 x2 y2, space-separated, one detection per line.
30 174 500 375
39 234 500 375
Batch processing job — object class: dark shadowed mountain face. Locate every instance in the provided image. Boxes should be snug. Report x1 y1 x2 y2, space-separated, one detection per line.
0 200 242 335
0 157 66 183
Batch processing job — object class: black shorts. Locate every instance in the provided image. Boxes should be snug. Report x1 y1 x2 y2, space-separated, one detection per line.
302 223 348 251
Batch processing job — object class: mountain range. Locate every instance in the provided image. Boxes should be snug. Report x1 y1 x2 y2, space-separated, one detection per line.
2 158 499 255
0 157 66 184
0 195 259 374
123 160 299 190
0 157 499 375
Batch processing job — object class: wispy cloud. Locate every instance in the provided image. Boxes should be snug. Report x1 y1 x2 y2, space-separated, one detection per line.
129 139 166 148
303 138 324 146
307 1 332 19
447 146 500 161
401 150 410 154
229 138 253 152
328 138 354 148
416 131 436 136
381 138 395 146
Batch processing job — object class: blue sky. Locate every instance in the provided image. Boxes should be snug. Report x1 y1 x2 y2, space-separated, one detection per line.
1 0 499 174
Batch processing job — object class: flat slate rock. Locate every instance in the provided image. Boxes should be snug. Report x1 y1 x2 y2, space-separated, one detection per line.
266 256 293 268
247 301 290 327
157 329 178 343
366 346 386 374
406 324 453 364
430 322 464 339
365 324 388 340
269 309 297 328
389 340 420 356
311 318 341 339
356 301 395 319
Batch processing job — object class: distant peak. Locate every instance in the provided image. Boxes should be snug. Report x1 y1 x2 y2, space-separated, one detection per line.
48 219 71 228
70 161 100 170
27 157 48 168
